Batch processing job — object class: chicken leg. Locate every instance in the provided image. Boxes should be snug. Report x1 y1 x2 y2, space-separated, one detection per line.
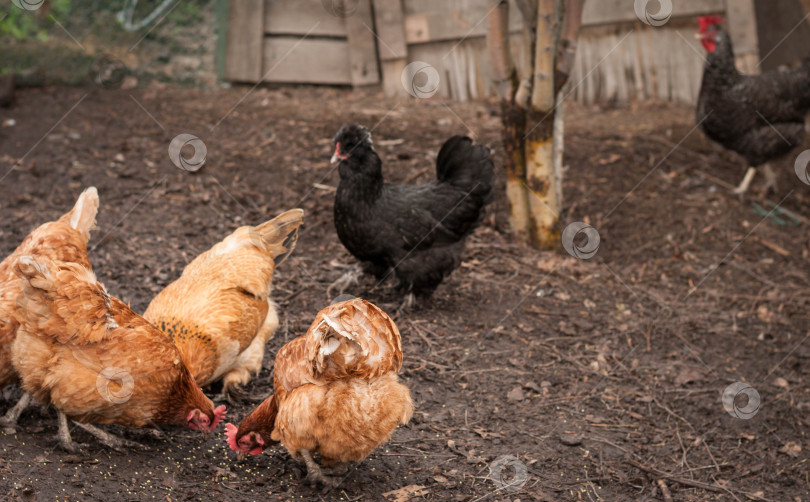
732 167 757 196
300 449 342 487
57 410 86 453
761 163 778 193
0 392 31 433
395 293 416 315
326 264 361 299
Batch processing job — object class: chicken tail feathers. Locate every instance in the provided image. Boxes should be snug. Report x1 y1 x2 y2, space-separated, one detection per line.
305 298 403 380
435 136 494 203
58 187 99 240
250 209 304 266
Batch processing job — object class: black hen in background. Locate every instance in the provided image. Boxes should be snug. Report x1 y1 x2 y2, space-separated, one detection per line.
696 15 810 194
329 124 494 309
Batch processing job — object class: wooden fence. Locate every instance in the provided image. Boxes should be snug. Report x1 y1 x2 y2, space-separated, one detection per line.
224 0 810 105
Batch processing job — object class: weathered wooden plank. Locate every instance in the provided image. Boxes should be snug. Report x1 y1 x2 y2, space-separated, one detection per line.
753 0 810 71
402 0 522 44
401 0 726 45
583 0 725 26
264 0 347 36
381 58 407 96
225 0 265 82
373 0 408 59
262 38 352 84
725 0 759 74
345 0 380 85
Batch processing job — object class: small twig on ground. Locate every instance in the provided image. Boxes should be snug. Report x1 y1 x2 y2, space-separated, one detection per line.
626 459 739 497
656 479 673 502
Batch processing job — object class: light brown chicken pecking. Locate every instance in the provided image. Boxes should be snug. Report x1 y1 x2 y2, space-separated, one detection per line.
225 298 413 486
143 209 304 402
0 187 98 433
11 255 226 451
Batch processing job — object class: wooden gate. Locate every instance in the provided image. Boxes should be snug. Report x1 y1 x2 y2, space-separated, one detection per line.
224 0 380 86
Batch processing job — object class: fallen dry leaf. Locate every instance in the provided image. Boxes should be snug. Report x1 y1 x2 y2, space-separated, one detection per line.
779 442 802 457
383 485 429 502
756 305 775 323
507 386 525 402
675 367 706 385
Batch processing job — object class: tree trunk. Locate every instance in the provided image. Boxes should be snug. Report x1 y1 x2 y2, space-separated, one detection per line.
487 0 531 240
525 0 563 249
487 0 585 249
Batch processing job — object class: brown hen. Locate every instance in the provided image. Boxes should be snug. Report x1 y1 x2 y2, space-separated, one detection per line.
143 209 303 402
225 298 413 486
0 187 98 432
11 256 226 451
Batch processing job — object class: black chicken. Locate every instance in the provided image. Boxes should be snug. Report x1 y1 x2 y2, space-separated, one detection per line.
328 124 494 309
696 15 810 194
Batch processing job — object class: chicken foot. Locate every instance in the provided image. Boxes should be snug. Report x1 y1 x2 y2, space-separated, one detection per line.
56 410 146 452
300 449 342 487
217 383 264 405
326 264 361 299
321 463 349 476
732 167 757 196
0 392 31 433
72 421 148 451
395 293 416 315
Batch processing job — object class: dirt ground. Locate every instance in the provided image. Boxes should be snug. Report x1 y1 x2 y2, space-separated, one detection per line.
0 85 809 501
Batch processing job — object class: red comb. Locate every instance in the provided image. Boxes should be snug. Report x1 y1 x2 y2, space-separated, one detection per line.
224 423 239 452
698 16 724 31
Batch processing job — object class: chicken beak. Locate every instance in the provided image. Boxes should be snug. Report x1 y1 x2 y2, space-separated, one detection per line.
694 32 703 39
202 429 212 440
236 451 248 462
330 153 339 164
